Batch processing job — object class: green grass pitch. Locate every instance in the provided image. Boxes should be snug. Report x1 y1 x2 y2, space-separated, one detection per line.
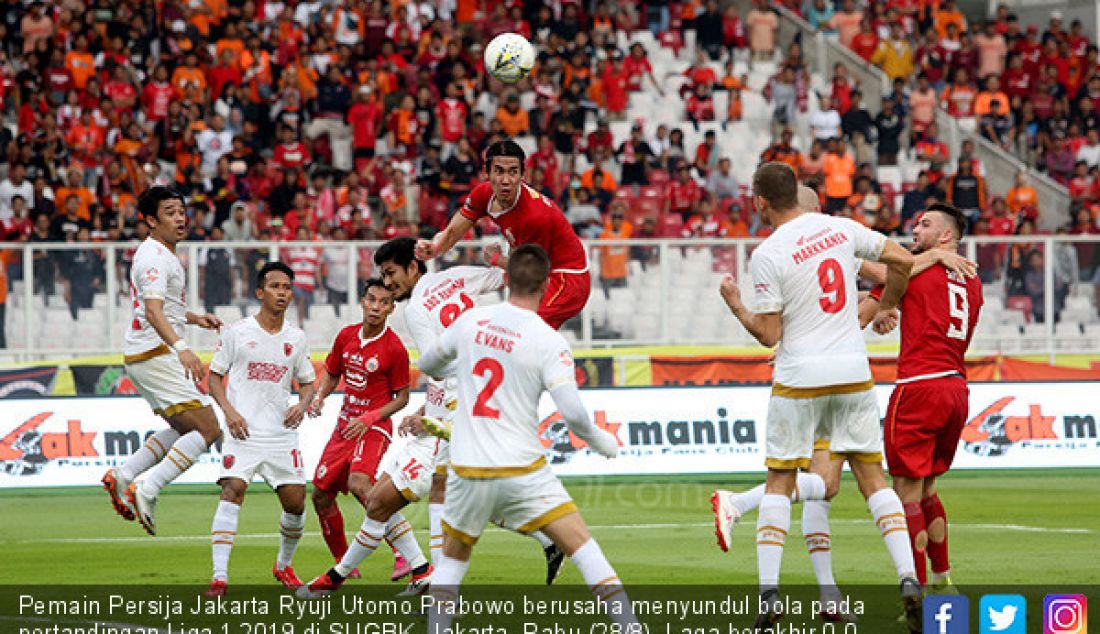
5 469 1099 587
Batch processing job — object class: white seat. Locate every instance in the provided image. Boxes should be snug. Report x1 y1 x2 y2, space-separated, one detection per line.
45 308 73 324
310 304 338 322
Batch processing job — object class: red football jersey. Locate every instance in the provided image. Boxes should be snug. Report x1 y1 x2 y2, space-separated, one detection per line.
460 182 588 272
896 266 983 381
324 324 410 428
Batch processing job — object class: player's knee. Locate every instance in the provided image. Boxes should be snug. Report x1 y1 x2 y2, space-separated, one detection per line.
824 479 841 500
348 477 372 504
283 500 306 515
220 481 246 505
311 487 334 509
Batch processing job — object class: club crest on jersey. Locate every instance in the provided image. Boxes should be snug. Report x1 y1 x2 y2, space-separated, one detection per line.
366 356 379 372
144 267 159 283
317 464 327 479
560 350 573 367
284 342 293 357
246 341 258 349
223 454 235 469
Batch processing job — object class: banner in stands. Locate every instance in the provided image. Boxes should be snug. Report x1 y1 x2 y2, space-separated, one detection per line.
0 383 1096 486
0 366 58 398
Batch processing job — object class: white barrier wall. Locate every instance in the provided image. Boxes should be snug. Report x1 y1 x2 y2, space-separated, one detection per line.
1 383 1097 487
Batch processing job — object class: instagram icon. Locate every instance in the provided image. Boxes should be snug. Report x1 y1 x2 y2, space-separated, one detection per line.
1045 595 1088 634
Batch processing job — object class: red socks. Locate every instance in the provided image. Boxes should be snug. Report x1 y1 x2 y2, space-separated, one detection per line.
903 501 928 586
317 504 348 561
921 493 949 574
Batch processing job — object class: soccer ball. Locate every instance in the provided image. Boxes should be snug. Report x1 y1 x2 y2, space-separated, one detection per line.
484 33 536 84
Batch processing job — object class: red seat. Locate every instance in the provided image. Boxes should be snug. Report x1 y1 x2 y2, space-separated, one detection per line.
1005 296 1034 323
658 213 683 237
880 183 897 211
649 169 670 186
639 184 666 199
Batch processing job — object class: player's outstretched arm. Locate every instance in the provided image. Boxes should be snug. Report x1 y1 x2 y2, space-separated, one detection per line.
876 240 915 312
859 249 976 285
549 383 617 459
186 310 224 331
208 370 248 439
416 213 476 261
719 275 782 348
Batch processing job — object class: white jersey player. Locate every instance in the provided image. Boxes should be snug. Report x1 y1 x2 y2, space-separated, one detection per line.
711 163 923 632
102 186 224 537
203 262 317 596
297 237 560 598
418 244 635 632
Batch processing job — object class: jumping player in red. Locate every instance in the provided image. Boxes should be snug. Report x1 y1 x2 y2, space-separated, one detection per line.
414 140 590 329
308 278 426 583
863 203 982 591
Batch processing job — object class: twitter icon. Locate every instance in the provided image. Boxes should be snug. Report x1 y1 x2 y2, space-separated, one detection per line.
981 595 1027 634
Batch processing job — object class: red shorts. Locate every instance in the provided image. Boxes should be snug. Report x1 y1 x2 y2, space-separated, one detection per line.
884 376 969 479
538 270 591 330
313 421 393 494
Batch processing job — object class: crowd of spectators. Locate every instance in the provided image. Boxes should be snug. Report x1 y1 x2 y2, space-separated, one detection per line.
0 0 1096 330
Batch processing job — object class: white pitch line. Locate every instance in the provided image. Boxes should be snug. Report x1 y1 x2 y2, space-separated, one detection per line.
4 519 1092 544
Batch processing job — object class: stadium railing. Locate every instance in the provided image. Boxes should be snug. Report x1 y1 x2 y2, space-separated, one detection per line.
771 3 1071 229
1 236 1098 362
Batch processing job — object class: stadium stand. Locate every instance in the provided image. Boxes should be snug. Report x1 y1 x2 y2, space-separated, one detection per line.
0 0 1096 357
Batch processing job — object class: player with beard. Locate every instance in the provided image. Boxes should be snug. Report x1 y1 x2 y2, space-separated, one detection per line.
863 203 983 592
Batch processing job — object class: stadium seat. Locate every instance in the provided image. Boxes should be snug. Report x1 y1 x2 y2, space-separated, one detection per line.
214 305 243 325
1004 297 1033 323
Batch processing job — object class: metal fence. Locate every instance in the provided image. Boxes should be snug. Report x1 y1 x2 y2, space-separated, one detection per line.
2 235 1099 361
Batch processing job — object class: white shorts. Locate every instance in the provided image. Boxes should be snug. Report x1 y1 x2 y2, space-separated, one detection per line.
766 387 882 469
219 438 306 489
383 436 448 502
442 464 576 545
125 351 211 418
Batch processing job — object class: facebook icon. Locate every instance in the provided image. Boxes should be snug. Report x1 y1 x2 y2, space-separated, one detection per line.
925 595 970 634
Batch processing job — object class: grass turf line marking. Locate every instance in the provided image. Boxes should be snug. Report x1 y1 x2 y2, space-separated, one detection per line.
4 519 1091 544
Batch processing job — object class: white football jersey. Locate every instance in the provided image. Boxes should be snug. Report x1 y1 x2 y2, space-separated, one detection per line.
405 266 504 421
430 302 575 470
750 213 886 388
124 238 188 357
209 316 316 447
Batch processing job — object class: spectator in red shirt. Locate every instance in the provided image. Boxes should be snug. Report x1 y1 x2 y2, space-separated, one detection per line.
601 54 630 120
435 82 467 158
141 65 178 123
623 43 664 94
850 19 880 61
686 84 716 130
209 49 242 102
273 126 310 171
667 164 701 219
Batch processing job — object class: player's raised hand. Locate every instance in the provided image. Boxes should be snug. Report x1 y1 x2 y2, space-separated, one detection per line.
719 274 742 308
307 395 325 418
934 249 978 279
194 313 224 331
225 408 249 440
179 349 206 384
872 309 900 335
415 239 436 260
399 414 425 437
284 402 308 429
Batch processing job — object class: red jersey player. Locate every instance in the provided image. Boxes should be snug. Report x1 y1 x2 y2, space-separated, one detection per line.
307 278 415 580
414 140 590 329
866 203 983 592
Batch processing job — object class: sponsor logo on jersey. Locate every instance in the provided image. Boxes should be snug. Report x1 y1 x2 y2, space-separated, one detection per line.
246 362 289 383
284 342 293 357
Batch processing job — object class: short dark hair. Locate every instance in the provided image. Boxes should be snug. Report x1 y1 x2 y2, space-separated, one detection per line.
257 261 295 288
137 186 184 220
752 162 798 211
507 244 551 296
361 277 391 298
376 236 427 273
485 140 526 172
926 202 967 240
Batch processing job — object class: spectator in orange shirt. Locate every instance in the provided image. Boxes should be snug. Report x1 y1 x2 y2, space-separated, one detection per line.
64 34 95 90
55 168 96 221
721 205 751 237
495 93 530 137
934 0 967 39
821 138 855 213
172 52 208 103
215 21 246 68
599 209 633 295
1006 171 1039 215
973 76 1010 117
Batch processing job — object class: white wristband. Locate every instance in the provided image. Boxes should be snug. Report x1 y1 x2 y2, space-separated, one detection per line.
172 339 190 353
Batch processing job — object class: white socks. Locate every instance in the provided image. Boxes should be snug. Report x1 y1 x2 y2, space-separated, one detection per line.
336 512 426 577
385 512 427 570
118 428 180 483
140 431 208 497
277 511 306 569
428 503 444 564
868 488 916 581
570 539 637 626
531 530 554 549
211 500 240 581
335 516 385 577
426 555 471 633
802 500 840 600
731 472 827 515
756 494 792 591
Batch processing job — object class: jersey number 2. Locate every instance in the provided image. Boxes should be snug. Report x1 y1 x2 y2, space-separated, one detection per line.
472 358 504 419
946 282 970 340
817 258 847 313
